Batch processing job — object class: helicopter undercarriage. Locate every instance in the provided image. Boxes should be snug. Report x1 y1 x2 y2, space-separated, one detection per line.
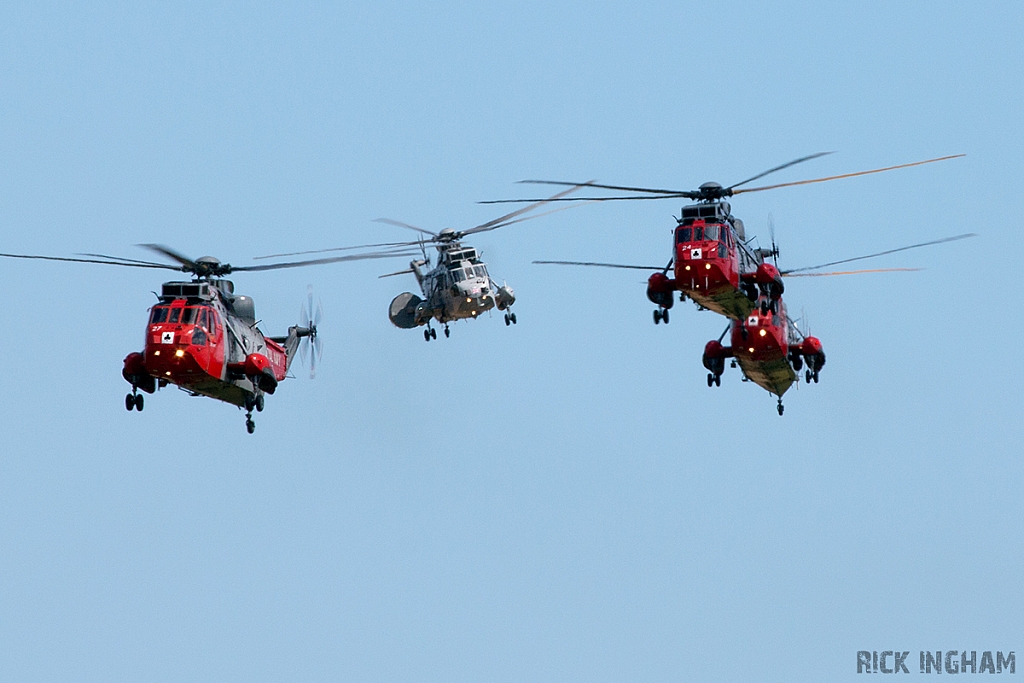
122 367 270 433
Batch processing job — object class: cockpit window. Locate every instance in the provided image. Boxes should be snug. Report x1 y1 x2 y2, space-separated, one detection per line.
450 268 465 283
197 308 208 329
677 227 692 243
693 226 704 241
704 225 719 240
473 266 487 278
150 306 169 324
168 307 182 324
181 307 197 325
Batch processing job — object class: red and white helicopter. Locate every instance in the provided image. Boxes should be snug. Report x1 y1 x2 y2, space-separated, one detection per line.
0 244 415 432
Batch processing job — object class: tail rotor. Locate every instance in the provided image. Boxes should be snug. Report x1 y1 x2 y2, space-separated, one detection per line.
298 285 323 379
768 212 780 267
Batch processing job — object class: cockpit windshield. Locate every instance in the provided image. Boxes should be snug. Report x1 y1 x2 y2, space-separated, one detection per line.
677 224 726 244
151 304 213 326
150 306 169 324
449 264 488 283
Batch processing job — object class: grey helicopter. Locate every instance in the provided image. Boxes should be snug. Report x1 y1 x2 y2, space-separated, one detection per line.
255 184 588 341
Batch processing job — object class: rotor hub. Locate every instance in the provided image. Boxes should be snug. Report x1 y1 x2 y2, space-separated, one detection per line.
697 182 730 201
193 256 229 277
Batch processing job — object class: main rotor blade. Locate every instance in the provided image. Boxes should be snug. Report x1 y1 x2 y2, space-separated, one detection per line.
732 154 965 196
373 218 438 237
253 241 420 260
79 252 174 267
467 182 593 234
378 267 414 279
519 179 694 196
462 200 595 235
533 260 664 270
786 268 922 277
234 250 419 272
726 151 835 191
0 252 182 270
479 193 692 205
781 233 976 274
137 244 197 269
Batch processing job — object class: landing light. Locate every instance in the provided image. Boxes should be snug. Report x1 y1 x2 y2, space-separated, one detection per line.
705 263 711 270
748 347 754 353
466 297 472 303
154 350 160 356
685 265 691 271
175 349 185 357
165 371 172 376
759 329 767 337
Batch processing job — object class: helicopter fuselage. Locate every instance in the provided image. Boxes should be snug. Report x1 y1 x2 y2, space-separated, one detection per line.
388 241 516 331
702 295 826 403
415 250 497 323
646 200 784 321
122 279 303 408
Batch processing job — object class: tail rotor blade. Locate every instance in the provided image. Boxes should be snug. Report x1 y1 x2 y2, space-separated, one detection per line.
310 337 323 379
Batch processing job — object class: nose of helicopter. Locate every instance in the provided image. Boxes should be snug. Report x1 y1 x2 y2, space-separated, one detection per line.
144 325 204 380
456 280 494 315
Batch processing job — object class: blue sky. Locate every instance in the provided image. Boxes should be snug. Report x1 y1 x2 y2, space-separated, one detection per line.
1 1 1022 681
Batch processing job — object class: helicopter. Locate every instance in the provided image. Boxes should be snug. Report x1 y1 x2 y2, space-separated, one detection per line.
487 153 966 324
0 243 416 432
701 291 824 416
254 185 589 341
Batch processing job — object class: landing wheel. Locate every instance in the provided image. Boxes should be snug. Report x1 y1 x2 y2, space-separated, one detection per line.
246 418 256 434
760 301 769 315
504 313 511 326
707 373 714 387
805 370 812 384
714 374 721 387
444 325 450 338
134 394 144 411
769 299 778 314
812 371 819 384
255 394 265 412
424 329 431 342
430 328 437 340
661 309 668 324
653 309 660 324
777 400 785 416
125 393 135 411
510 312 517 325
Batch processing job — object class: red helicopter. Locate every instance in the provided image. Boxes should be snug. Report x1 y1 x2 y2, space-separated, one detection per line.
0 244 416 432
486 153 972 413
